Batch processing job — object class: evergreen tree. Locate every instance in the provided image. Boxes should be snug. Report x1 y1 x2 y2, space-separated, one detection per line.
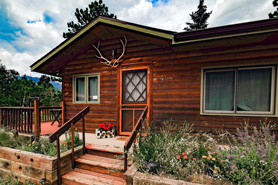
63 0 116 39
184 0 212 31
269 0 278 18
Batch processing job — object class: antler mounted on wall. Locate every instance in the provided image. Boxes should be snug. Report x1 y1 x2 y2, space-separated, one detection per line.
92 36 127 68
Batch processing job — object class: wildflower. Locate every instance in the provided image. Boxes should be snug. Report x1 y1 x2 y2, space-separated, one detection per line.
184 156 188 160
65 141 67 143
193 158 196 161
208 155 212 159
35 146 38 149
28 144 31 147
184 160 187 163
202 156 207 159
177 155 181 159
207 146 213 151
220 160 224 163
182 152 186 156
212 158 216 161
32 141 36 144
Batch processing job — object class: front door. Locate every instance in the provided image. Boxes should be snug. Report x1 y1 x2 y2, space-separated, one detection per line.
120 67 150 135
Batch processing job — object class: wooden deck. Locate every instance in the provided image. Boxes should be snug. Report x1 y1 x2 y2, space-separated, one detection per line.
38 121 60 136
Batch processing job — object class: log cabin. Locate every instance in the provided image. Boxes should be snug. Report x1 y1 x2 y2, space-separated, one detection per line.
30 16 278 135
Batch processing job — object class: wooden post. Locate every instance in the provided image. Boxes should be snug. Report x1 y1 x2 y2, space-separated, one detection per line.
124 153 128 172
71 123 75 169
82 114 85 154
56 135 61 185
62 101 65 125
34 99 40 140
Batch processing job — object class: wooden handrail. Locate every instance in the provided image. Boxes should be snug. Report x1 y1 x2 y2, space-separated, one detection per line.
49 106 89 142
49 106 90 185
123 106 148 172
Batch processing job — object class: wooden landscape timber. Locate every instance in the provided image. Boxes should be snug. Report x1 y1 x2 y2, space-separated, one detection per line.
0 146 83 184
31 17 278 137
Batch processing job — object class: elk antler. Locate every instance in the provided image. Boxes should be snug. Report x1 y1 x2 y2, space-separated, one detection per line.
92 36 127 68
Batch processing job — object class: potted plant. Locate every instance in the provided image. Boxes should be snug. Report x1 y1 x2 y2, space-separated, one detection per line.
96 123 115 139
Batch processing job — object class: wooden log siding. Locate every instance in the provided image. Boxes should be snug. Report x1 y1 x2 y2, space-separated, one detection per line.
62 30 278 135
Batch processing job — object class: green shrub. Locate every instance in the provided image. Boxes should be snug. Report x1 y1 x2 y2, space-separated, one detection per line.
0 128 82 157
220 120 278 185
133 122 224 182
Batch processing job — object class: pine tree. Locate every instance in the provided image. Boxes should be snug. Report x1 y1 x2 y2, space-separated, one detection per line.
63 0 116 39
269 0 278 18
184 0 212 31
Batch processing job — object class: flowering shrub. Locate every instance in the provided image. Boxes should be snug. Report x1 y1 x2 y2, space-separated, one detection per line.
132 122 223 183
220 120 278 184
0 127 82 157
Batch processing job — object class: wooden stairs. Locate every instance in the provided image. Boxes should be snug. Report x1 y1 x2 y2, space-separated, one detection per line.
62 144 126 185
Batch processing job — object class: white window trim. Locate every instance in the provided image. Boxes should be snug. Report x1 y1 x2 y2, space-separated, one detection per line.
202 65 275 115
73 73 100 104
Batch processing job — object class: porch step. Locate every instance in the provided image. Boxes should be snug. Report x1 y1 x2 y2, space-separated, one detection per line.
86 144 123 159
75 154 125 178
62 168 125 185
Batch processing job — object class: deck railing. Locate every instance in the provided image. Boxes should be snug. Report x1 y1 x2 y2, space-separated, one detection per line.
124 106 148 172
0 107 34 134
0 103 62 135
40 106 61 122
49 106 90 185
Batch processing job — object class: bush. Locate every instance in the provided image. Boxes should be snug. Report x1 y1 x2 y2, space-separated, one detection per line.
220 120 278 184
133 122 224 183
0 127 82 157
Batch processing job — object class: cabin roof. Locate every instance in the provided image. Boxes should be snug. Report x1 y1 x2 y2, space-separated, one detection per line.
30 16 278 76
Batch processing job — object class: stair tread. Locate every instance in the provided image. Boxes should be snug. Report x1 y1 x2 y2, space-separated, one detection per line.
62 169 124 185
76 154 124 170
86 144 123 154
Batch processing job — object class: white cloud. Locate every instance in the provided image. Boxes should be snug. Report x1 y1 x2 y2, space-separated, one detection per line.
0 0 275 77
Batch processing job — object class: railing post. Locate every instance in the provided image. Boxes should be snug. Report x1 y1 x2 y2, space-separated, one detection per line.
34 99 40 140
82 113 85 154
124 152 128 172
71 123 75 169
56 135 61 185
62 101 65 125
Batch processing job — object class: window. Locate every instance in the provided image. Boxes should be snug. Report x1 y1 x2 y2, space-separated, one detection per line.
73 74 100 104
203 66 275 115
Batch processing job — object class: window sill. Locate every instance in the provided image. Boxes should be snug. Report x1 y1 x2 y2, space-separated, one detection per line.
200 112 278 117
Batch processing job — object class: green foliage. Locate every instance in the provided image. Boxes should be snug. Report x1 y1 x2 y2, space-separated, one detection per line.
184 0 212 31
220 120 278 184
269 0 278 18
0 128 82 157
0 62 61 107
63 0 116 39
133 122 222 182
0 175 35 185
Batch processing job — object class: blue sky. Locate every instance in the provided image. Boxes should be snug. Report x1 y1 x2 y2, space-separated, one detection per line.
0 0 274 76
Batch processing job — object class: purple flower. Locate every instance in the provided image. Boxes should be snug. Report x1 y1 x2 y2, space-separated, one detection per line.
257 145 263 153
231 165 237 171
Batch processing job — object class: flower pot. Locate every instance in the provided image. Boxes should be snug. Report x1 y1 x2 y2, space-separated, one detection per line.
96 128 115 139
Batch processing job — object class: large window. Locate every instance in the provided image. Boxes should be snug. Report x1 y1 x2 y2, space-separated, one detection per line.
203 66 275 115
73 74 100 104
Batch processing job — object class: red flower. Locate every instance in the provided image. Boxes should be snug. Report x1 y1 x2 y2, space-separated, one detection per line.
177 155 181 159
184 160 187 163
182 152 186 156
184 156 188 160
193 158 196 161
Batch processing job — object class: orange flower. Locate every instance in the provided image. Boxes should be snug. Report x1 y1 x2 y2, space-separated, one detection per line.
182 152 186 156
193 158 196 161
184 156 188 159
184 160 187 163
177 155 181 159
